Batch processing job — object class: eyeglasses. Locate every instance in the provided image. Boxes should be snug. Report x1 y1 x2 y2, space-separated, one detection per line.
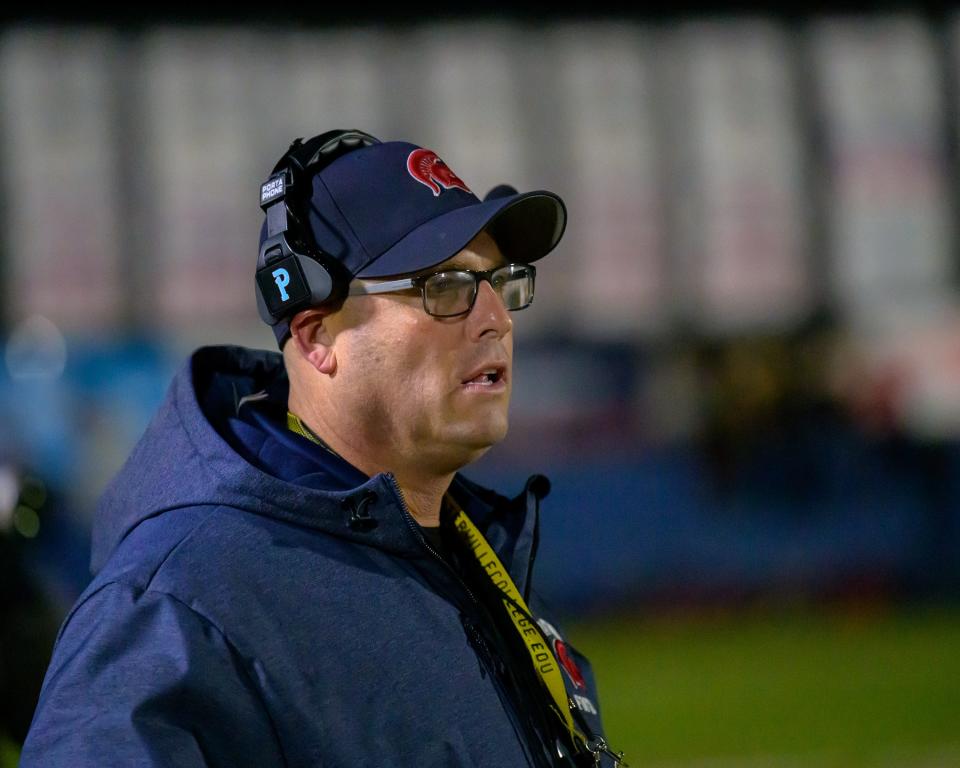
348 263 536 318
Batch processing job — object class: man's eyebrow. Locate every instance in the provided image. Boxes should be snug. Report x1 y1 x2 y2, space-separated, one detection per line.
438 261 475 271
424 259 508 274
409 261 472 277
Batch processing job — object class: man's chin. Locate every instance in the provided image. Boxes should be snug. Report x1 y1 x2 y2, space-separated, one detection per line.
467 416 509 449
434 421 508 470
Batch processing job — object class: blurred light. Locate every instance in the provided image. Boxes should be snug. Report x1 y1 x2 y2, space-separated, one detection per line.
0 466 19 532
13 505 40 538
20 476 47 509
5 315 67 380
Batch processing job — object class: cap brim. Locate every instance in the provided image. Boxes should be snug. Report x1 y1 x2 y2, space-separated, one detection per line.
355 190 566 278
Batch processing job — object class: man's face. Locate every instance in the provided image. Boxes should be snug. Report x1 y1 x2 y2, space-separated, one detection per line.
325 230 514 475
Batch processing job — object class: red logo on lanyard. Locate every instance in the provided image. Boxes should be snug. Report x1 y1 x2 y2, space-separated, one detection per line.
553 638 586 690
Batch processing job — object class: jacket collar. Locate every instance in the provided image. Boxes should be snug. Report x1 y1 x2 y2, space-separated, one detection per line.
93 345 549 595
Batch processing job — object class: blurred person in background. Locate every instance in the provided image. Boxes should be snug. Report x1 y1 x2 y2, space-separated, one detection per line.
20 130 625 767
0 463 59 763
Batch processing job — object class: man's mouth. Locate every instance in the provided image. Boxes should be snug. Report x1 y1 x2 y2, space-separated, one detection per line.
461 365 507 388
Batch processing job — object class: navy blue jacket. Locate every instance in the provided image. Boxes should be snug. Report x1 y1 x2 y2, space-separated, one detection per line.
21 346 609 767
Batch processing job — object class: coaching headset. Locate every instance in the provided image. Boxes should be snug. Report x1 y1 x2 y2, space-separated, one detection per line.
255 129 381 333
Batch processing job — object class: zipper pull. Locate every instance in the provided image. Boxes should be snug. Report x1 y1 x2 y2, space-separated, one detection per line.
584 736 627 767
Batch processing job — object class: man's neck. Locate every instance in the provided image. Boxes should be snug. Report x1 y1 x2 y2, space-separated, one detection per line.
392 476 451 528
287 395 453 527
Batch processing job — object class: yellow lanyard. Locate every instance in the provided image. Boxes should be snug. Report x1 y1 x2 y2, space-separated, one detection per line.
287 411 342 459
287 411 319 442
449 504 589 754
450 503 627 766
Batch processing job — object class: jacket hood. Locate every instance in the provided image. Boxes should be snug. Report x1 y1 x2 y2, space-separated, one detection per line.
91 345 546 580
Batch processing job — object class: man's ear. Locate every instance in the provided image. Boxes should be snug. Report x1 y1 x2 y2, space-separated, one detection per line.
289 308 337 376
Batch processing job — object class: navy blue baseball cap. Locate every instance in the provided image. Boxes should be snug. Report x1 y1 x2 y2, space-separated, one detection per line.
259 138 566 346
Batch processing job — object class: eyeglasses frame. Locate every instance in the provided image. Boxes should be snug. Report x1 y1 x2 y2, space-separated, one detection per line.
347 262 536 318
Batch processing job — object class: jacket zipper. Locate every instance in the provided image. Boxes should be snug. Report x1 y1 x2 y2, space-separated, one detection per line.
385 473 552 768
385 474 480 603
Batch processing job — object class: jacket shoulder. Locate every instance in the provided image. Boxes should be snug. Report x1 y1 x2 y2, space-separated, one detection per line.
23 578 283 767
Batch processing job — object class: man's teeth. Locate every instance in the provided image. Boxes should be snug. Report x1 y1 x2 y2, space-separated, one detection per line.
467 371 498 384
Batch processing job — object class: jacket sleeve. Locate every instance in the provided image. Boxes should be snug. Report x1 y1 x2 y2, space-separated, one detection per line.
20 581 284 767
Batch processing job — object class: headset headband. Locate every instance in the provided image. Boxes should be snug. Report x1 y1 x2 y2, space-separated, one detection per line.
255 129 381 332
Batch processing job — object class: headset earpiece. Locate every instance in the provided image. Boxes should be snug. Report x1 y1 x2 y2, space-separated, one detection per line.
255 129 381 328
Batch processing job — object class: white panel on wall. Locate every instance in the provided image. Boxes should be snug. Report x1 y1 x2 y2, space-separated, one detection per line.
672 20 811 335
0 28 123 331
139 28 268 338
811 17 953 329
553 23 666 339
271 29 389 153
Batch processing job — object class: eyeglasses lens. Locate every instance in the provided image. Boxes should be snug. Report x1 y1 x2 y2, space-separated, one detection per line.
424 272 477 316
423 266 534 317
498 267 533 310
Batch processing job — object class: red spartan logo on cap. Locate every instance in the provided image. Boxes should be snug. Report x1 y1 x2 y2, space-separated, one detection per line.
553 638 586 690
407 149 473 196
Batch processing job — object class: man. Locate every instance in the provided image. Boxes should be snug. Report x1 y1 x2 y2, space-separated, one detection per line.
21 130 622 766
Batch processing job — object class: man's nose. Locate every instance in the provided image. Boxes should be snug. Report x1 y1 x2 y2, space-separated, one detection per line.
468 279 512 339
